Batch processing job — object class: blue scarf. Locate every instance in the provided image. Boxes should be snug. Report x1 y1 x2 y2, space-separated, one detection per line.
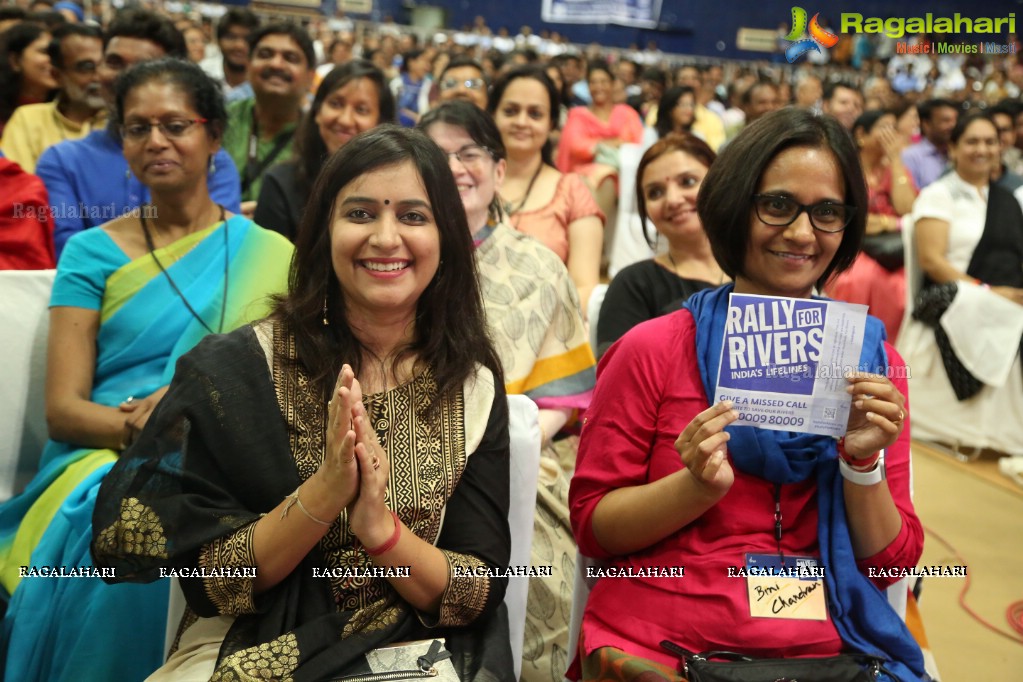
684 284 926 682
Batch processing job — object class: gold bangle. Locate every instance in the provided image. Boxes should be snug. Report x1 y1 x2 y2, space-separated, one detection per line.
281 487 333 527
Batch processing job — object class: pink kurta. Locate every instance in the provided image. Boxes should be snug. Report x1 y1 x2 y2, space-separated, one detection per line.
556 104 645 178
508 172 604 263
568 310 922 674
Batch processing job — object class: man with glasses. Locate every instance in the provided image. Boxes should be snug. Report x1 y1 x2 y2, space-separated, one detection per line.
0 23 106 172
437 57 488 109
35 9 241 257
200 7 260 104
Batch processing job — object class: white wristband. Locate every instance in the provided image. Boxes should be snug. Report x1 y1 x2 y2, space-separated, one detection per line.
839 450 885 485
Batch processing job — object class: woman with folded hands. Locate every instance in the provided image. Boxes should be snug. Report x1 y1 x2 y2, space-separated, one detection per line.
92 126 515 680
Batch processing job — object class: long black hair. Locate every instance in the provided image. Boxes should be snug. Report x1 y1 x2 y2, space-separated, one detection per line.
487 65 560 166
291 59 394 195
273 125 503 402
0 22 56 123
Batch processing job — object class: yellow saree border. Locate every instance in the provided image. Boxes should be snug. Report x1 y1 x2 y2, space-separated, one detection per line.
101 223 222 324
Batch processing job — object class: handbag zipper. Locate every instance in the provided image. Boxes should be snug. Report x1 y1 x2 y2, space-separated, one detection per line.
337 666 438 682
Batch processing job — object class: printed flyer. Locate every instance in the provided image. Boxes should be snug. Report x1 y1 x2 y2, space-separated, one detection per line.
714 293 868 438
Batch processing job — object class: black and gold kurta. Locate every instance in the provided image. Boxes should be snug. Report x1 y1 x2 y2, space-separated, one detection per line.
92 321 514 681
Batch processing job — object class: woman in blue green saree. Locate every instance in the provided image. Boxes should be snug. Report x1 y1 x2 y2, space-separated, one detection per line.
0 59 294 681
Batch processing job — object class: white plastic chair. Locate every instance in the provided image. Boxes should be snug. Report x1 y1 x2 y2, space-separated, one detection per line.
0 269 55 501
896 216 920 344
586 283 608 357
166 395 543 678
608 141 656 279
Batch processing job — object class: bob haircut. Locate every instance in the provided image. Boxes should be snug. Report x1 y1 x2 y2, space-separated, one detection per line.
292 60 395 192
418 100 506 222
275 125 502 402
697 108 867 291
487 65 560 165
113 58 228 141
636 133 716 248
654 85 697 139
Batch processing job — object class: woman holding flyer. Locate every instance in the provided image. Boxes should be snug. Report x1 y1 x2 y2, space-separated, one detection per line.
568 108 926 682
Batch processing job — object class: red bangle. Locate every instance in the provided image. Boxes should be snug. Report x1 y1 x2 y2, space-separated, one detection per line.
363 510 401 556
837 438 880 471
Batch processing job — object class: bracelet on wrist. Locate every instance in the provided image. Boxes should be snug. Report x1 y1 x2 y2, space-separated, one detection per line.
839 454 884 485
364 510 401 556
281 486 333 527
837 438 881 471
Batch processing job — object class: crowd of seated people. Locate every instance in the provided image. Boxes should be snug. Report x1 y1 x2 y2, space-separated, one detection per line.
1 4 1022 680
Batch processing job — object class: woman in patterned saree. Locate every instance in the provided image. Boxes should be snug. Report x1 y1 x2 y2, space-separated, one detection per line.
92 125 516 680
420 101 596 682
0 59 294 681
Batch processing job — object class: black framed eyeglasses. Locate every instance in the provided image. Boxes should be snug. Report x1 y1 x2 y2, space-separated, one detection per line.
752 194 855 233
444 144 493 167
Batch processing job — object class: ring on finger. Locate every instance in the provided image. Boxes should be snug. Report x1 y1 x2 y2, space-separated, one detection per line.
371 455 380 470
341 454 356 463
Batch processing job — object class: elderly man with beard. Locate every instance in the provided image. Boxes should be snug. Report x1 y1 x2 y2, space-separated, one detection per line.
222 22 314 210
0 23 106 172
35 9 242 257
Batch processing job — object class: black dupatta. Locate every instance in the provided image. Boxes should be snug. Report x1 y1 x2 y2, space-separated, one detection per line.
913 182 1023 399
91 325 514 681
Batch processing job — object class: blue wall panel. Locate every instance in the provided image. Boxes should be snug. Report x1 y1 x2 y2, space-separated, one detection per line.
343 0 1021 60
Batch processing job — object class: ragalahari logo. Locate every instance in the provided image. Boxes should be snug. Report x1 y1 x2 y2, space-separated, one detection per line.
784 7 839 62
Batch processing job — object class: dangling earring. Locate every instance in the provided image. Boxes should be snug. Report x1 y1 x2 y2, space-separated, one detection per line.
125 169 131 179
209 155 216 175
322 294 329 326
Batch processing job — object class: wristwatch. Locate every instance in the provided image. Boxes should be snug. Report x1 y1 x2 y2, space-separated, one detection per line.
839 449 886 485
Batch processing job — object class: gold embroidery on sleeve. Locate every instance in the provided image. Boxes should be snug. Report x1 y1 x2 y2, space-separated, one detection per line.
199 522 258 614
94 497 168 558
437 550 491 626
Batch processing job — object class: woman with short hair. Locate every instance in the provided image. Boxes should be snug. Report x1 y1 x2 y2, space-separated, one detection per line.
570 108 925 681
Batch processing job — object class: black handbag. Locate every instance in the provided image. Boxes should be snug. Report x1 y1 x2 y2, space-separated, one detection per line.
660 640 886 682
861 231 904 272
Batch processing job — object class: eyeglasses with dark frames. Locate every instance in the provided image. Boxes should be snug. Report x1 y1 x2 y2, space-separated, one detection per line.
443 144 493 167
752 194 855 233
120 118 209 142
